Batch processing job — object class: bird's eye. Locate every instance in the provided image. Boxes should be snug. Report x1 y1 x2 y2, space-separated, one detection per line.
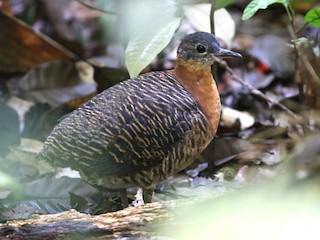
196 44 206 54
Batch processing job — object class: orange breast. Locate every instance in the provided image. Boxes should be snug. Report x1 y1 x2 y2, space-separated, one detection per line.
171 60 221 134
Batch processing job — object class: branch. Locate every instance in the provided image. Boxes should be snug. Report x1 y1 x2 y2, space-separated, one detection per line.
210 0 216 35
0 203 171 239
75 0 117 15
287 26 320 87
213 56 300 119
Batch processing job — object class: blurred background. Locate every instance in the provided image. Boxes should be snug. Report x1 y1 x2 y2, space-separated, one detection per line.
0 0 320 238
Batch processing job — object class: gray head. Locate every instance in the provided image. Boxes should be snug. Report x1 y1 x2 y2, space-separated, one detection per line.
177 32 241 69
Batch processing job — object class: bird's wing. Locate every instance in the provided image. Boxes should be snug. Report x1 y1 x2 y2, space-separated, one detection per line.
39 72 209 177
86 72 211 176
79 86 204 176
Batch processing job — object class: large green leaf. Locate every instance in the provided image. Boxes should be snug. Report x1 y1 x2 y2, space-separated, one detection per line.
242 0 289 20
125 17 181 78
305 8 320 28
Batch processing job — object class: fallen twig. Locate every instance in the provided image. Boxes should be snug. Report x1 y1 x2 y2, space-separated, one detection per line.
75 0 117 15
213 56 300 120
287 12 320 87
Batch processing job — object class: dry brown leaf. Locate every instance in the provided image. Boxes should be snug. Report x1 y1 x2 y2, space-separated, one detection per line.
0 0 12 15
0 11 77 73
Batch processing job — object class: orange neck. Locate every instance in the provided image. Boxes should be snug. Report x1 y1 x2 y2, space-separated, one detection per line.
171 58 221 133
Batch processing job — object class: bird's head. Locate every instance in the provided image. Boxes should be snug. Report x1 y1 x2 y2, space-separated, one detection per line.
177 32 241 71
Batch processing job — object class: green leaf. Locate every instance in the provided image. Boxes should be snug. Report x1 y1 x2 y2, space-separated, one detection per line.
0 171 22 200
242 0 289 20
125 17 181 78
305 8 320 28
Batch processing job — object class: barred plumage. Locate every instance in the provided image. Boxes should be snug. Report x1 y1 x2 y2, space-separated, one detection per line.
38 32 241 206
40 71 211 187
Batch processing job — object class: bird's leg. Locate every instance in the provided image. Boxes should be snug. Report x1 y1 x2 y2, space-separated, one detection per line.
142 188 154 203
119 189 129 208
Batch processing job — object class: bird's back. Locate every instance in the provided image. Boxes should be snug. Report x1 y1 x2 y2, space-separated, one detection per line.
39 70 214 189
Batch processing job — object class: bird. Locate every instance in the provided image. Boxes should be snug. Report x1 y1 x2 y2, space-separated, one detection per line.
38 32 241 207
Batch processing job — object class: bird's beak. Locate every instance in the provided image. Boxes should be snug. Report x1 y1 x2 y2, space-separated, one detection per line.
215 48 242 58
